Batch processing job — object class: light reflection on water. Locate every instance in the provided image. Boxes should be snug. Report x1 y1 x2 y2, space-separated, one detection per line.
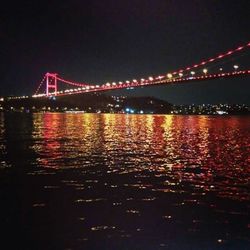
0 113 249 249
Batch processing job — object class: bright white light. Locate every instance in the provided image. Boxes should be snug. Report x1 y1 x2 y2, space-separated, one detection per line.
179 73 183 77
148 77 154 81
191 71 195 75
203 68 208 74
167 73 173 79
233 65 239 70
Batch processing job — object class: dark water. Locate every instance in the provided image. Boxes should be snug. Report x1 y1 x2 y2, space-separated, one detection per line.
0 113 249 250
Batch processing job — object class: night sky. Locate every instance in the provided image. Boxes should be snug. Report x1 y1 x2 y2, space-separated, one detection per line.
1 0 250 104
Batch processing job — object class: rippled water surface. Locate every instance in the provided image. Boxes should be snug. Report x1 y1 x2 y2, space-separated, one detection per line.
0 113 249 249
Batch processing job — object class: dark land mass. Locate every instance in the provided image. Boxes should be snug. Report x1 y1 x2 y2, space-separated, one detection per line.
1 93 249 115
1 93 172 114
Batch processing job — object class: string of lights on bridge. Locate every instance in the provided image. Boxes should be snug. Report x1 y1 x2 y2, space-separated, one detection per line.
7 40 250 100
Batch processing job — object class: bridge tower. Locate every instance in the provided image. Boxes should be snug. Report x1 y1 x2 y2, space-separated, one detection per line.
46 73 58 96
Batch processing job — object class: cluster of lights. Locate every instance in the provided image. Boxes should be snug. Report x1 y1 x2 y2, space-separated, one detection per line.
125 108 135 114
185 65 240 77
172 41 250 75
102 75 165 89
32 93 46 98
7 96 29 100
44 84 102 97
167 70 250 84
34 75 46 95
125 108 144 114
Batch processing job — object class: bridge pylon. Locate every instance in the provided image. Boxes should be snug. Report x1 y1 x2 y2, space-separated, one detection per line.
46 72 58 96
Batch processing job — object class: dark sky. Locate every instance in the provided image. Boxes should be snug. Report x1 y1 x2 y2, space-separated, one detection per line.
1 0 250 104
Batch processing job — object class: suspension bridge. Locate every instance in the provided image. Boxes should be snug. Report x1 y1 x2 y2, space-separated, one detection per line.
32 41 250 98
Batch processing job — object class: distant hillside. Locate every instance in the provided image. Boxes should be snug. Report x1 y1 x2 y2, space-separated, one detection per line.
2 93 173 114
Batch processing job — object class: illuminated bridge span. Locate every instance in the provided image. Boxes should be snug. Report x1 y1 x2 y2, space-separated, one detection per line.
33 41 250 97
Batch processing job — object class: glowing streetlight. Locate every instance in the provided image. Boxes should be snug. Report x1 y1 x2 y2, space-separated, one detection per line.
233 65 239 70
191 71 195 76
167 73 173 79
148 77 154 81
179 73 183 77
203 68 208 74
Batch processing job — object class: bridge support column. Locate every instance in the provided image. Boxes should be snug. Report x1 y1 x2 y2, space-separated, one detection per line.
46 73 58 96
